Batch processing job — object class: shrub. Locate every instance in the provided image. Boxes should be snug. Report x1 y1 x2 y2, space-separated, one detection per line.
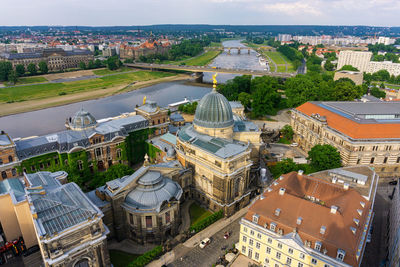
128 245 163 267
189 210 224 233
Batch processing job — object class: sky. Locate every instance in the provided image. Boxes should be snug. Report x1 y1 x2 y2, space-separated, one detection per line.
1 0 400 26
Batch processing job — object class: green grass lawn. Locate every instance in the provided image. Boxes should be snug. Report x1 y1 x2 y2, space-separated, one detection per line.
181 51 221 66
109 250 140 267
371 81 400 89
14 76 48 85
264 51 287 65
209 42 222 48
0 71 174 103
92 67 132 76
277 65 287 72
189 203 212 227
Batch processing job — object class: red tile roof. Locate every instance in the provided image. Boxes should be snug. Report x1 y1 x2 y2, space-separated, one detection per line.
245 172 371 266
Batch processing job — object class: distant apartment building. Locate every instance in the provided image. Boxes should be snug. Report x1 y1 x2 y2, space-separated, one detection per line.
103 47 116 57
0 48 93 72
277 34 292 42
337 51 372 72
378 36 395 46
338 50 400 76
238 166 376 267
291 100 400 178
389 179 400 267
119 39 171 60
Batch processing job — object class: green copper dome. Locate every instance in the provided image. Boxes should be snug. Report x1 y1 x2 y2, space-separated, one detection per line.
193 91 234 128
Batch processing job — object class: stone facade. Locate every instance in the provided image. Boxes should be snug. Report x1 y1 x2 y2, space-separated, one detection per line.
0 48 93 72
119 40 171 60
292 102 400 178
334 70 363 85
0 132 19 181
135 100 169 137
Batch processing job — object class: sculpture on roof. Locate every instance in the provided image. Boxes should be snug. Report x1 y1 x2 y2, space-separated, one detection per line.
212 73 218 90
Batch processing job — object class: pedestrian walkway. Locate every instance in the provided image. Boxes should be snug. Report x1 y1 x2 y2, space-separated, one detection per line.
178 199 193 232
147 203 253 267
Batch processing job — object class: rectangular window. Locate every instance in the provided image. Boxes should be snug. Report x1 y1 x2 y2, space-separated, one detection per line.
286 257 292 265
288 248 293 254
278 243 282 249
311 258 317 264
129 213 133 225
250 230 254 236
257 233 262 239
249 239 254 246
243 227 247 233
256 242 260 249
242 246 246 253
242 236 247 242
298 263 303 267
266 247 271 254
145 216 152 228
268 238 272 244
370 157 375 164
255 252 259 260
299 253 305 259
165 211 170 224
383 157 388 164
276 252 281 259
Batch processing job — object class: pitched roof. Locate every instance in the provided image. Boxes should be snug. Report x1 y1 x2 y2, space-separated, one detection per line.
245 172 372 266
296 102 400 139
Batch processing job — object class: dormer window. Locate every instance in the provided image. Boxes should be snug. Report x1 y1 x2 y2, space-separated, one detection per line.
357 209 363 216
337 249 346 262
350 227 357 235
270 222 277 231
315 241 322 251
275 208 281 216
353 218 359 226
253 214 259 224
320 226 326 235
297 217 303 225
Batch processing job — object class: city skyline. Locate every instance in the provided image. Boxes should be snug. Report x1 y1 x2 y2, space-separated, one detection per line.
1 0 400 27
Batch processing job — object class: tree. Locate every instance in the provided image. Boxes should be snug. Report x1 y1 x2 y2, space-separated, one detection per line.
27 63 37 75
250 76 282 117
0 61 13 81
7 70 18 85
15 64 25 77
340 65 359 71
238 92 252 110
79 61 86 70
106 56 121 70
269 158 297 178
38 61 48 74
307 144 341 171
324 60 334 71
370 86 386 98
281 125 294 141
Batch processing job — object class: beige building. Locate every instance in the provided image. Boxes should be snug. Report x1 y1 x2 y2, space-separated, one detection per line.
367 60 400 76
0 171 110 267
135 100 169 137
292 101 400 178
334 71 363 85
0 132 19 180
337 51 372 72
0 48 93 72
176 87 262 216
238 167 376 267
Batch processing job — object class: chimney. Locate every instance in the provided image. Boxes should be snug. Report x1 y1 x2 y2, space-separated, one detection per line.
331 205 338 214
279 175 284 180
298 170 304 176
267 187 273 193
279 188 286 196
353 218 359 226
332 177 337 184
344 183 349 190
350 227 357 235
357 209 363 216
260 195 265 200
360 201 365 208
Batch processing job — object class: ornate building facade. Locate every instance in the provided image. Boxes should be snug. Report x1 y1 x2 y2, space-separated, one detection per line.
135 100 169 137
292 101 400 178
0 132 19 180
119 40 171 60
175 85 262 216
0 48 93 72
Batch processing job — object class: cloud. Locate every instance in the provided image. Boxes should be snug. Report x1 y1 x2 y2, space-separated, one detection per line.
261 1 323 16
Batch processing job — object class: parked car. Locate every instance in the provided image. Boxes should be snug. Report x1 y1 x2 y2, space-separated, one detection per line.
389 180 398 186
290 143 298 147
199 238 211 248
223 231 230 239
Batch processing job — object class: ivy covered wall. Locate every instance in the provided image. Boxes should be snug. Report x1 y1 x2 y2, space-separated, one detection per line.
125 128 156 165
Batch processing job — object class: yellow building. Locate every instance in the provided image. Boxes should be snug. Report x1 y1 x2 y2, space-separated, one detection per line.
238 168 375 267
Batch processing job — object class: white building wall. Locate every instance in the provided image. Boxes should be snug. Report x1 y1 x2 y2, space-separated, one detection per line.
337 51 372 72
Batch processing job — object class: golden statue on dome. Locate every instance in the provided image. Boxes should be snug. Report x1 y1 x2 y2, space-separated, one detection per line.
212 73 218 90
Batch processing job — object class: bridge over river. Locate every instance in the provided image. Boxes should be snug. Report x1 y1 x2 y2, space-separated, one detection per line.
124 63 295 79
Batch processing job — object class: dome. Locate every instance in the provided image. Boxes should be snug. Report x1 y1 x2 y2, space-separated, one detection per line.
69 108 97 130
124 171 182 212
193 91 234 129
167 148 176 158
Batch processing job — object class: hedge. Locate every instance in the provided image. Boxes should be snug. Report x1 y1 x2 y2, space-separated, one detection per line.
128 245 163 267
189 210 224 233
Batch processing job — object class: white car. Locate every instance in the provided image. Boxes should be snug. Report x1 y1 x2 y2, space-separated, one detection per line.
199 238 211 248
290 143 298 147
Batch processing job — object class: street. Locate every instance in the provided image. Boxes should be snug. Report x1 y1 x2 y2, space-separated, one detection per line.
169 216 242 267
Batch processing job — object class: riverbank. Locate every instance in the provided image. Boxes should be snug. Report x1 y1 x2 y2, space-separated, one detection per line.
0 74 189 117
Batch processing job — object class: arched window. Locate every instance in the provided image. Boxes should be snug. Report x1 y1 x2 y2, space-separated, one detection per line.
74 259 89 267
1 171 7 179
234 177 241 197
8 156 13 163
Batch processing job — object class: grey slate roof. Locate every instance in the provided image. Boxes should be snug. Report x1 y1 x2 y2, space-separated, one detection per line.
15 115 148 160
136 101 158 114
177 125 249 159
124 171 182 213
26 172 102 237
0 178 25 203
0 135 12 146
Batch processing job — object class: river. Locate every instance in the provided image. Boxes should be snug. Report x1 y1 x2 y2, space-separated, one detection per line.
0 39 264 138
